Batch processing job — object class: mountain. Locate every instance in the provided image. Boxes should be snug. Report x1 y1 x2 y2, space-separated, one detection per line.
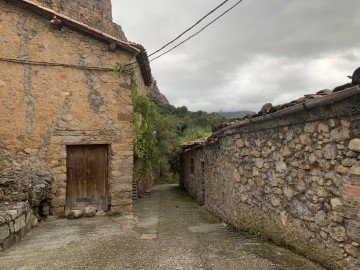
146 80 170 106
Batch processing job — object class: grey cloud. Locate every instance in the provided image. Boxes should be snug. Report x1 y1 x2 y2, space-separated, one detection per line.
112 0 360 112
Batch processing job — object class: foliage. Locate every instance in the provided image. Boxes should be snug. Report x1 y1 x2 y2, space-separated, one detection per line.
113 63 160 174
131 78 160 172
150 98 226 178
113 63 226 179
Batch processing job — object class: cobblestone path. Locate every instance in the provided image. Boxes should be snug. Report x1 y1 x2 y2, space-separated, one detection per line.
0 185 325 270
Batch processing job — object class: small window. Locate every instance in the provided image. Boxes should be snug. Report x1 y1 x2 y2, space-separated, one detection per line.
190 158 195 174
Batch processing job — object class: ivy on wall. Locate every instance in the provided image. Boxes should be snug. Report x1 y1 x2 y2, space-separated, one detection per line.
113 64 160 174
131 76 160 172
113 63 226 180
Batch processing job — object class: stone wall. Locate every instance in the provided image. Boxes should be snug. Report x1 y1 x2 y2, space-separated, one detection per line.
0 202 37 251
180 91 360 270
30 0 127 40
0 0 137 226
133 160 159 197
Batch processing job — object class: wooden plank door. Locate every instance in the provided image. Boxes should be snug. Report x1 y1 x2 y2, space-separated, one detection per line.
66 144 109 215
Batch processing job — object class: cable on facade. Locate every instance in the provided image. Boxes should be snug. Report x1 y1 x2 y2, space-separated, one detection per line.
1 0 245 74
0 57 115 72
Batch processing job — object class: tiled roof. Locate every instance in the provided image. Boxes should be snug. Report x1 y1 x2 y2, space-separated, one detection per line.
212 81 360 133
181 137 208 150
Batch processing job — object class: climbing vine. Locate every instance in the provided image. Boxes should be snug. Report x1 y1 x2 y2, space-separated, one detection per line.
113 64 160 174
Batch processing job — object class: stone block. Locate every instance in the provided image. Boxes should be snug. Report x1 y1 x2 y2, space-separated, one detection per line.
348 139 360 153
95 211 107 216
342 158 357 167
110 198 132 206
317 122 329 133
0 224 10 240
330 198 343 211
304 122 318 133
276 161 287 173
14 215 26 232
51 166 67 174
111 184 132 193
350 166 360 176
322 144 337 160
7 210 19 220
53 173 67 182
111 170 121 177
330 127 350 142
0 216 6 226
328 224 346 242
270 196 280 207
50 207 65 217
67 210 83 219
1 234 16 250
352 178 360 186
111 205 132 213
31 215 38 227
314 211 329 227
51 197 66 207
344 185 360 196
337 165 349 174
41 206 50 212
24 148 38 155
84 206 97 217
346 220 360 243
345 244 359 258
355 201 360 211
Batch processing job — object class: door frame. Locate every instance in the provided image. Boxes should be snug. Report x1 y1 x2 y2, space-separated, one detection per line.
65 143 111 215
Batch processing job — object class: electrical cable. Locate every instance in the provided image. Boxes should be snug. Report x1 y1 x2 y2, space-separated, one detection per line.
124 0 244 69
148 0 230 57
149 0 244 63
3 0 245 73
0 57 115 72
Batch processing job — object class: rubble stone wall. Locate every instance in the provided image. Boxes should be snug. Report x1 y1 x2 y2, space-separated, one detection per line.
181 93 360 270
0 202 37 251
0 0 135 226
30 0 127 40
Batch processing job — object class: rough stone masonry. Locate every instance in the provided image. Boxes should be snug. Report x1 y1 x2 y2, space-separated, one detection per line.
0 0 150 250
181 87 360 270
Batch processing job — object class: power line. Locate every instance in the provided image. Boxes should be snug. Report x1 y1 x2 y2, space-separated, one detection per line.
149 0 244 63
124 0 245 72
0 57 115 72
148 0 230 57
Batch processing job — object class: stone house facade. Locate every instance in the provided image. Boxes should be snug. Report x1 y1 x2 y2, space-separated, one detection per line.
0 0 151 249
181 86 360 270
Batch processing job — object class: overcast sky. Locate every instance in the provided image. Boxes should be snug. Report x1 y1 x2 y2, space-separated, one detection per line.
112 0 360 113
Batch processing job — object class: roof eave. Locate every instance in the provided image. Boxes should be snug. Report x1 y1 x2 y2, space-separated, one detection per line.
12 0 141 55
214 86 360 136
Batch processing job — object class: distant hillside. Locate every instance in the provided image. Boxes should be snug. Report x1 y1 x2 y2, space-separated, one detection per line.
217 111 253 119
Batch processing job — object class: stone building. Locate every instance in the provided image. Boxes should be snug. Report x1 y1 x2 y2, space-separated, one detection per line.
181 86 360 270
0 0 151 249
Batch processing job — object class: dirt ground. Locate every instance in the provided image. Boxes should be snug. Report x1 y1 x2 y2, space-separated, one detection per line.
0 185 325 270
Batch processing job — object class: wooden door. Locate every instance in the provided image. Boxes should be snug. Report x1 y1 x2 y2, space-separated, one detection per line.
66 144 109 215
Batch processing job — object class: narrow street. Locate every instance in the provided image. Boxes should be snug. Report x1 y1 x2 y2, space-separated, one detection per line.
0 185 324 270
